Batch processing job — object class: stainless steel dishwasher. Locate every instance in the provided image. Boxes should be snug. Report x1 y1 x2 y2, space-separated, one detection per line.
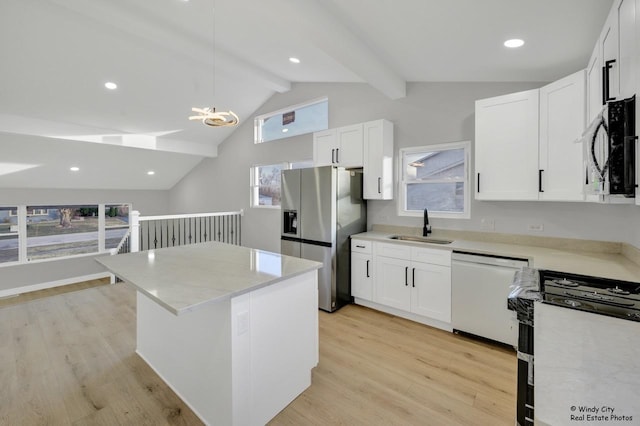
451 251 529 347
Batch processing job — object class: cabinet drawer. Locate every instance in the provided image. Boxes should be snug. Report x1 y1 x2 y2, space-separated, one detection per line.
375 242 411 260
351 239 372 254
411 246 452 266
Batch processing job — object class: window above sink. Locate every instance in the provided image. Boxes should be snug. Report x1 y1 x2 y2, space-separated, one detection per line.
398 141 471 219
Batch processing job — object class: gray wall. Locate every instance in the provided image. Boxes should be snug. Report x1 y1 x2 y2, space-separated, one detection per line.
169 82 640 252
0 188 170 292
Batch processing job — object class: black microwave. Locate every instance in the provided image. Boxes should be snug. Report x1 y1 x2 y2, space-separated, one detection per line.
608 95 636 197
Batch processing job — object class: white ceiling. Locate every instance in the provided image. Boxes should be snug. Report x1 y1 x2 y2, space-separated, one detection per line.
0 0 613 190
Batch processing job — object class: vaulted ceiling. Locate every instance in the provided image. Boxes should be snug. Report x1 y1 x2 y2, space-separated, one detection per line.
0 0 613 190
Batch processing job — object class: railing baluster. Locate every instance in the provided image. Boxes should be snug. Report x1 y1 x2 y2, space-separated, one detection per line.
123 211 242 254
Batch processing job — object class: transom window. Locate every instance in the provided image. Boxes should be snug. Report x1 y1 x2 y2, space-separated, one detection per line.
254 97 328 144
398 141 471 218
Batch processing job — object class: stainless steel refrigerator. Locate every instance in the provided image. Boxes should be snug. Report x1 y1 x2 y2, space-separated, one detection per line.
281 166 367 312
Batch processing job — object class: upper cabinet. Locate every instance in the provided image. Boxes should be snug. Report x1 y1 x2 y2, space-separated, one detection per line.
363 119 394 200
539 70 587 201
313 124 363 168
475 89 540 200
475 71 587 202
314 119 394 200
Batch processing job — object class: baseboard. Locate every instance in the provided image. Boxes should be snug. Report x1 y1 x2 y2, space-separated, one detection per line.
353 298 453 332
0 272 112 298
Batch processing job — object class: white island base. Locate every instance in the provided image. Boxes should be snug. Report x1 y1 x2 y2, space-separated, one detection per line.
135 271 318 426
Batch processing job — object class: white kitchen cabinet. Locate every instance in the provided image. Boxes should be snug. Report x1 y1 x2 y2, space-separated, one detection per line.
410 262 451 323
373 242 451 323
374 256 411 311
617 0 637 99
312 129 337 166
539 70 586 201
312 124 363 168
587 43 603 123
363 119 394 200
475 89 540 200
601 7 620 102
351 239 373 301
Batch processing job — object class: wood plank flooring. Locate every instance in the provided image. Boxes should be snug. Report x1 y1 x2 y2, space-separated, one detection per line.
0 282 516 425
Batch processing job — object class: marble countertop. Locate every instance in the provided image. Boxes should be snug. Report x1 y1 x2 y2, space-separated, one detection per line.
352 231 640 283
96 241 322 315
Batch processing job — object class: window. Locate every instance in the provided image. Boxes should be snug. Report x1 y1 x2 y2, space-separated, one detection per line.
0 206 19 264
399 141 471 218
251 164 287 208
254 97 328 143
105 204 130 250
27 205 99 260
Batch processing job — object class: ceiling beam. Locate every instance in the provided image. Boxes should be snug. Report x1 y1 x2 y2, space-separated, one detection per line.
283 0 406 99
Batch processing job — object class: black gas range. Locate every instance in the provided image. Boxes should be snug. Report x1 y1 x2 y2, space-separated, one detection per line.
539 269 640 322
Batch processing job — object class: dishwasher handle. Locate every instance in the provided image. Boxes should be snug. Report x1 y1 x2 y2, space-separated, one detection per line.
452 251 529 269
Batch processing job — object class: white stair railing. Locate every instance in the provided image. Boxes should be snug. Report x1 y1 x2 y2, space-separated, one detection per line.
129 210 243 253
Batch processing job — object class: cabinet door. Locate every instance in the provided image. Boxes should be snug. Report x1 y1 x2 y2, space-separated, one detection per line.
313 129 337 167
336 124 363 167
363 120 394 200
410 262 451 323
618 0 637 98
351 252 373 301
475 89 540 200
539 70 586 201
601 8 619 102
374 256 410 311
586 43 603 123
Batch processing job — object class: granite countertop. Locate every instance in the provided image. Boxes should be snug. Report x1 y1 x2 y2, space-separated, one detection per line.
96 241 322 315
352 231 640 283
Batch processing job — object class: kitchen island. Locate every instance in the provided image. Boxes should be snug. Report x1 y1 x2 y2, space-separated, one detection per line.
97 241 322 426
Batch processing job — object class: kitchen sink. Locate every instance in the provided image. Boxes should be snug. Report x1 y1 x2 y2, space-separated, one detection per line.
389 235 453 245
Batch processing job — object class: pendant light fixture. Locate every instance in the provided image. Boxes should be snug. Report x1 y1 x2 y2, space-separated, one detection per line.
189 2 239 127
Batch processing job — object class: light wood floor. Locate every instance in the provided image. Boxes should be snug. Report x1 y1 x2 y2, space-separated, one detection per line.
0 282 516 425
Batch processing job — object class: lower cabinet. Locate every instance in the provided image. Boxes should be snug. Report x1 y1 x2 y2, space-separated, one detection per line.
351 240 452 330
351 239 373 301
374 256 411 310
351 252 373 300
410 262 451 323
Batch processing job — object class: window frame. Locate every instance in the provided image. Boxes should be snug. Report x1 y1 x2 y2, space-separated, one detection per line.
0 203 131 267
397 141 471 219
254 96 328 144
250 163 289 209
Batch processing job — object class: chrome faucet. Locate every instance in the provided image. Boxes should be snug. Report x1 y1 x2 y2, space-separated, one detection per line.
423 208 432 236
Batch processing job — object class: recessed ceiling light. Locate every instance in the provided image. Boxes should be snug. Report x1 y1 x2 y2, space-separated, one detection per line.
147 171 155 175
70 166 80 172
104 81 118 90
289 57 301 64
282 128 289 133
504 39 525 48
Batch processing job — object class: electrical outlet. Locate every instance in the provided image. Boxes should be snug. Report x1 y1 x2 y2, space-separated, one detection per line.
528 224 544 232
480 218 495 231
